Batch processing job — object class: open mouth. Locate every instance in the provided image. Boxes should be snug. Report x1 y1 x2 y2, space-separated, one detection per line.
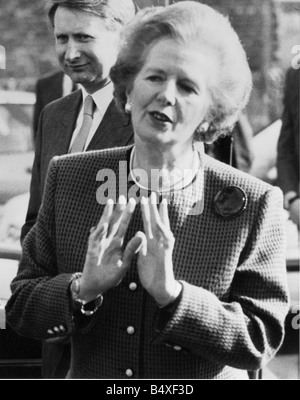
150 111 173 124
66 64 87 70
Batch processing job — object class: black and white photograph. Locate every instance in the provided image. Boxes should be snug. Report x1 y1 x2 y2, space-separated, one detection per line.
0 0 299 382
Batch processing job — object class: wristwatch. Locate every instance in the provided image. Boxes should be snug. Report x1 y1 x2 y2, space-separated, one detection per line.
70 272 103 316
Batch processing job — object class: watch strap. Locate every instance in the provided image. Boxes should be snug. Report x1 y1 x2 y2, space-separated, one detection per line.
69 273 103 316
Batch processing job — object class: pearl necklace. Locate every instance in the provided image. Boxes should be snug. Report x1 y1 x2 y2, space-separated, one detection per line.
129 146 201 193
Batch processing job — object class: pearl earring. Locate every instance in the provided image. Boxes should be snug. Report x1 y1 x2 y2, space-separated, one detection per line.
198 121 209 133
125 102 132 114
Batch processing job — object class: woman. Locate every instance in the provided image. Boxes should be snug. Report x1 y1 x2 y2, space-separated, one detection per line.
6 2 289 379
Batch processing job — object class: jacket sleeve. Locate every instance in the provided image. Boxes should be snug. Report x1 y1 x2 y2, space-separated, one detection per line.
153 186 290 371
20 108 44 245
6 158 93 341
33 79 44 141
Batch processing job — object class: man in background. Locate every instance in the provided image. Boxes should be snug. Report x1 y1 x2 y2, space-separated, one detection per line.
205 113 254 173
21 0 136 242
33 70 77 141
20 0 137 378
277 67 299 229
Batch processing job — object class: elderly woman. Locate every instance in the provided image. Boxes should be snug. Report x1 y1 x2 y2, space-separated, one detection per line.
6 2 289 379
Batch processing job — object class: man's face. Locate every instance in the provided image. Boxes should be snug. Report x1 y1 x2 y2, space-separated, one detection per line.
54 7 120 93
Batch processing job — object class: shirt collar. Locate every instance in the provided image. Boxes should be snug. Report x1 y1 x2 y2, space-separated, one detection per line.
80 82 114 114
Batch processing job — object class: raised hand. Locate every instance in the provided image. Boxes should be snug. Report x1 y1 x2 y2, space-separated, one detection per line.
137 193 181 307
78 196 143 303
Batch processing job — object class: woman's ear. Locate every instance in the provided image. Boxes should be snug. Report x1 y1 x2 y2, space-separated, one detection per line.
125 86 133 114
125 101 132 114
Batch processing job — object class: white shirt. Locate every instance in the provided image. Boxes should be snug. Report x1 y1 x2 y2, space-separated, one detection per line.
62 74 74 97
68 82 114 151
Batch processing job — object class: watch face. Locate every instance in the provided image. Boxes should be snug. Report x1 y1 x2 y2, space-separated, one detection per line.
80 294 103 316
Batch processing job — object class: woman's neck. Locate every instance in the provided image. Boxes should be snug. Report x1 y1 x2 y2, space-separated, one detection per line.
131 140 198 193
133 141 195 173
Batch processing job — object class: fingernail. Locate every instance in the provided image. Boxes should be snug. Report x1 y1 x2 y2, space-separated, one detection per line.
150 192 158 204
128 197 136 211
118 195 127 205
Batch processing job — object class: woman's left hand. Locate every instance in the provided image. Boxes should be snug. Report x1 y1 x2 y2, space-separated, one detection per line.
137 193 181 307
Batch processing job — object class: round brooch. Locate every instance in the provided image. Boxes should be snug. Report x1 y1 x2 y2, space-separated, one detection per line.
214 186 247 219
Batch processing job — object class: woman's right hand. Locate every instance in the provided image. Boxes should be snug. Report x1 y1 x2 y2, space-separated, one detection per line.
77 196 143 303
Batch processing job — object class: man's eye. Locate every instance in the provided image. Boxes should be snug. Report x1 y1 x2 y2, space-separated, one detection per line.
56 35 68 43
77 35 92 41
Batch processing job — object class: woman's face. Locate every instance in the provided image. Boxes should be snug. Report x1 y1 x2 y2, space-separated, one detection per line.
127 38 215 148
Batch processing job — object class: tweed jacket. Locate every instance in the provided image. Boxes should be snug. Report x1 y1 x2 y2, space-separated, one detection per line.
277 67 299 195
21 90 133 242
6 146 289 379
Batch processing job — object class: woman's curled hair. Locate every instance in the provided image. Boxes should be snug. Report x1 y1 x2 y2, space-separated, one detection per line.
110 1 252 143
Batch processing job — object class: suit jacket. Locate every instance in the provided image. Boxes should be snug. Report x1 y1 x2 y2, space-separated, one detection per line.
33 71 65 139
21 90 133 242
205 113 254 173
7 147 289 379
277 67 300 195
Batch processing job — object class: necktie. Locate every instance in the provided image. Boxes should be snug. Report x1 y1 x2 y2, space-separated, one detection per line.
72 82 79 92
70 95 95 153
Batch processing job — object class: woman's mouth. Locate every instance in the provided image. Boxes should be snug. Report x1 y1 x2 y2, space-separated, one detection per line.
66 64 88 70
149 111 173 124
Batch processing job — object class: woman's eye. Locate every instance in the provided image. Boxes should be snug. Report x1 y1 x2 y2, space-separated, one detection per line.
180 83 196 94
147 75 162 82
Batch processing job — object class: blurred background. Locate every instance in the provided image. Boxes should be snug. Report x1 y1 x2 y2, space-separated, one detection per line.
0 0 299 379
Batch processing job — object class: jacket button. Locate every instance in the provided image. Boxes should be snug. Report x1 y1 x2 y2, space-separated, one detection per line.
173 345 182 351
125 369 134 377
129 282 137 291
47 329 54 335
127 326 135 335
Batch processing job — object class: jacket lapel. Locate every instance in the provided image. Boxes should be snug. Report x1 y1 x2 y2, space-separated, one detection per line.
87 100 134 150
56 90 83 153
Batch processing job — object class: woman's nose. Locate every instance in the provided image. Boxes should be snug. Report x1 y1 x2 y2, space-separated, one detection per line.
65 41 81 61
156 80 177 106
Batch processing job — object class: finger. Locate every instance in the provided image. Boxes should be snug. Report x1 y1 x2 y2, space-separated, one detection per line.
122 232 146 269
92 222 109 243
140 196 153 239
149 191 161 227
116 198 137 239
92 198 114 241
136 231 147 257
89 222 109 247
149 192 170 240
159 197 171 229
107 195 127 238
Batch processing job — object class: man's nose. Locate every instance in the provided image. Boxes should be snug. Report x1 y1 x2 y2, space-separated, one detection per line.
64 40 81 61
156 80 177 106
